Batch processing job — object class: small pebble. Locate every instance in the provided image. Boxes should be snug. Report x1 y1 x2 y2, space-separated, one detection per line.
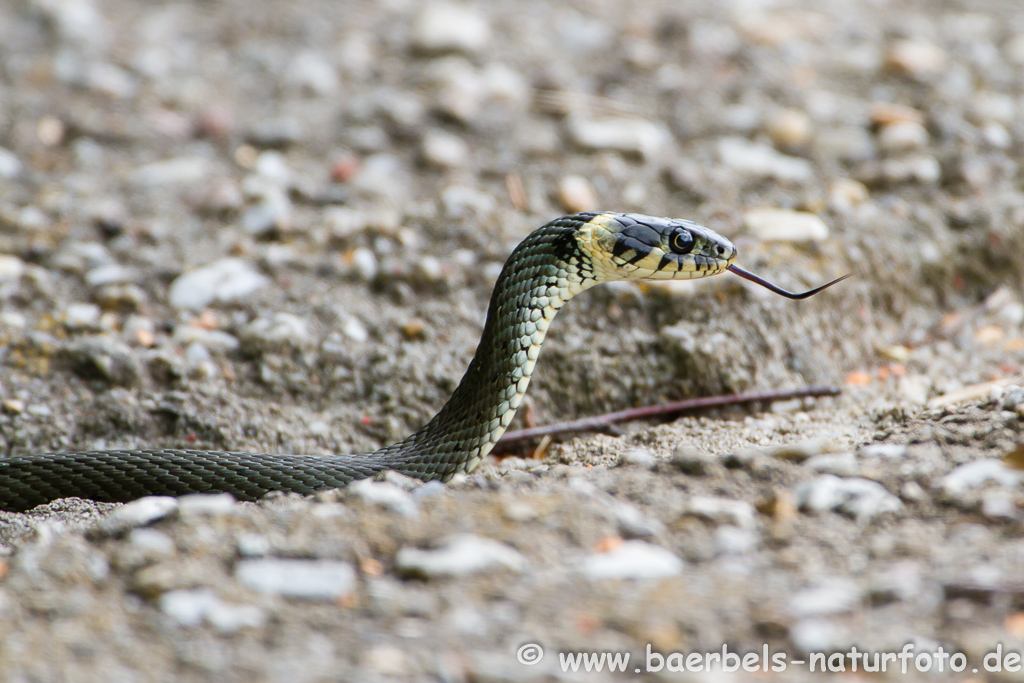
617 448 657 468
713 526 758 555
569 117 672 159
877 121 929 152
236 559 357 600
859 444 908 459
396 535 526 578
804 453 858 477
241 313 311 351
671 444 715 475
794 474 902 523
764 108 812 147
131 157 210 187
578 541 684 580
421 129 469 169
683 496 756 528
939 460 1022 496
177 493 237 516
411 3 491 55
349 479 418 518
612 503 665 539
168 259 269 311
742 208 829 242
769 438 836 462
0 148 23 178
788 580 861 618
64 303 102 330
980 491 1020 522
886 39 947 77
0 255 26 283
557 175 598 213
717 137 813 182
341 317 369 343
287 52 339 96
99 497 179 535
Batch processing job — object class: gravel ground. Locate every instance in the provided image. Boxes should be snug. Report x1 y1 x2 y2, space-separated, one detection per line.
2 0 1024 680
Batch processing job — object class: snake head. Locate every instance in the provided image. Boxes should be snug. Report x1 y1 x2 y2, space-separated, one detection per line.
579 212 737 282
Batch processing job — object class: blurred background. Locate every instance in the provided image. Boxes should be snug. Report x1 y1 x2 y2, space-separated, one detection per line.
2 0 1024 679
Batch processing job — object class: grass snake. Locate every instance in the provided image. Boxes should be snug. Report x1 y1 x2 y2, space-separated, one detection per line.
0 212 845 512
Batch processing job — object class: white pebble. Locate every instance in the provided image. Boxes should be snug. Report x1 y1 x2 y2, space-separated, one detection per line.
557 175 598 213
579 540 683 580
717 137 813 182
236 559 357 600
743 208 829 242
168 258 269 310
411 3 491 55
421 129 469 168
349 479 418 518
877 121 929 152
569 117 673 160
397 534 526 578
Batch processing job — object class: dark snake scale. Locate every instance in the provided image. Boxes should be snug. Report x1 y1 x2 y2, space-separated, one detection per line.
0 212 742 512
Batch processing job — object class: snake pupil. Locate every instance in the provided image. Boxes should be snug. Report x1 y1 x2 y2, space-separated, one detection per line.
670 228 695 255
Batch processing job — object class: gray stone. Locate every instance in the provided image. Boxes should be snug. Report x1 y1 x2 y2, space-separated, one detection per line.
159 588 218 626
240 313 312 351
717 137 813 182
172 326 240 352
671 444 715 475
241 197 291 237
683 496 756 528
579 541 684 580
881 155 942 184
859 444 908 459
248 118 304 148
568 117 672 159
99 496 178 534
131 157 210 187
235 559 357 600
168 258 269 310
63 303 102 330
0 148 23 178
177 493 237 516
128 528 175 555
349 479 418 518
805 453 859 477
411 3 491 55
1001 385 1024 411
421 129 469 169
612 502 665 539
85 264 135 287
287 52 339 95
789 579 862 618
0 255 25 283
63 336 143 385
396 534 526 578
794 475 903 523
769 438 836 462
742 208 829 242
939 460 1022 496
159 588 265 633
713 527 758 555
617 448 657 468
980 491 1020 521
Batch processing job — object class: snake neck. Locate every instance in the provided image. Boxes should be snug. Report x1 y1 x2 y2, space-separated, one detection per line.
373 216 598 479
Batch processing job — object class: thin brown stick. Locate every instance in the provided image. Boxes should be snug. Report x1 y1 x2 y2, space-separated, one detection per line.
496 385 841 446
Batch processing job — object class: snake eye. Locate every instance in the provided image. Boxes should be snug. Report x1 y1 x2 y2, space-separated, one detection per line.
669 228 695 255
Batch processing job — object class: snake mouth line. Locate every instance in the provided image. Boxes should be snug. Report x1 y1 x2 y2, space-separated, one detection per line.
727 264 852 300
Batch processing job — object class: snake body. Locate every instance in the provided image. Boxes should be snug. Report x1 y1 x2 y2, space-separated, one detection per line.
0 212 737 512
